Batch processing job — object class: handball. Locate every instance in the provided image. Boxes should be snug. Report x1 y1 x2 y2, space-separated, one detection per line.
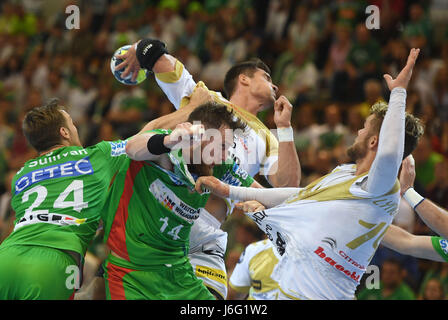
110 45 149 85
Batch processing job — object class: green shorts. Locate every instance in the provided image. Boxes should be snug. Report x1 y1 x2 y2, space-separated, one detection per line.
0 245 77 300
103 254 215 300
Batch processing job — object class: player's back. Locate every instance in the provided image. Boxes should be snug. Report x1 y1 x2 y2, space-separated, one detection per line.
3 141 126 258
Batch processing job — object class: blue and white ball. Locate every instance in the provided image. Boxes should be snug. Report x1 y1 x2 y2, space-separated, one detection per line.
110 45 148 85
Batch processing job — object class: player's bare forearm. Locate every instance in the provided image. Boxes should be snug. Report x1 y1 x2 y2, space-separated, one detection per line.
126 132 160 161
153 54 177 73
415 199 448 239
139 87 213 134
382 224 445 262
269 96 301 187
268 143 301 187
382 224 415 254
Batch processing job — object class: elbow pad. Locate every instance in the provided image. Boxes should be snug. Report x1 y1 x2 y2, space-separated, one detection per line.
136 38 168 71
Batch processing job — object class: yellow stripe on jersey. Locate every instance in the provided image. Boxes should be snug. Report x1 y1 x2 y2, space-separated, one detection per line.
247 240 280 296
228 282 251 293
278 287 303 300
154 59 184 84
286 171 400 204
178 79 279 158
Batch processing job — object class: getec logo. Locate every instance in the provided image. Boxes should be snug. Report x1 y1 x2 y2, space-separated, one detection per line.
14 157 93 195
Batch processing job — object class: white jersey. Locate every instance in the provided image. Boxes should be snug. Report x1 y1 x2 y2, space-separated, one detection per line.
230 239 281 300
155 59 279 187
245 164 401 300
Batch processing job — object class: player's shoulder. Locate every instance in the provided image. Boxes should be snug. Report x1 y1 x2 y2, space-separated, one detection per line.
88 140 127 157
246 239 273 257
330 163 357 174
140 128 172 135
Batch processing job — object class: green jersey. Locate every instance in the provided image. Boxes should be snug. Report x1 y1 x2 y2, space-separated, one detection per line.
103 129 254 270
1 141 128 257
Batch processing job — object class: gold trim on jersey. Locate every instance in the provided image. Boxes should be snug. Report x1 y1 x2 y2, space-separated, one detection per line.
278 287 303 300
248 243 280 295
228 282 251 293
285 170 400 204
155 59 184 83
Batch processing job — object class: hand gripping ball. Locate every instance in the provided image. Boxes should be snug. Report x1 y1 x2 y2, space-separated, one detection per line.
110 45 149 85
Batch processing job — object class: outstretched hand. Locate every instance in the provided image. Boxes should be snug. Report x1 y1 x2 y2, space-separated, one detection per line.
115 41 142 82
383 48 420 91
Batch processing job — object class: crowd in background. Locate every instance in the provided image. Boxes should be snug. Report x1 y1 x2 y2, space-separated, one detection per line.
0 0 448 300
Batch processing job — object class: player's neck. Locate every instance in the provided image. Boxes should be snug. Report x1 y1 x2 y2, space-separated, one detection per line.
229 93 264 115
355 152 376 176
38 143 69 157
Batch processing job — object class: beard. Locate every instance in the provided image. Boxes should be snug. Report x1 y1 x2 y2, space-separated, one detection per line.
346 139 368 162
187 163 213 177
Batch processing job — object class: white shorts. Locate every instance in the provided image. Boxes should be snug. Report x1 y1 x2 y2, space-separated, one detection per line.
189 209 228 299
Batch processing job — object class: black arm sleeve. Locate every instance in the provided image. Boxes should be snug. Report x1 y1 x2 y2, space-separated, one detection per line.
136 39 168 70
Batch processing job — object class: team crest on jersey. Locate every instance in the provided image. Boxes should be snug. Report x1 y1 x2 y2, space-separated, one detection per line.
150 179 200 223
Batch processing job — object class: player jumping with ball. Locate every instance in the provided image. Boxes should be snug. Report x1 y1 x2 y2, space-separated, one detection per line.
114 38 301 299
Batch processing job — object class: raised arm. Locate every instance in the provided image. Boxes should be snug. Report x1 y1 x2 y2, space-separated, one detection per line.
382 224 445 262
115 39 197 110
267 96 301 188
364 48 420 195
400 155 448 239
138 87 214 134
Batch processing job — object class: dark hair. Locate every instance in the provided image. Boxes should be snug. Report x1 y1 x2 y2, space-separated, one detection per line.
223 58 271 99
187 102 247 132
22 98 68 152
369 102 424 159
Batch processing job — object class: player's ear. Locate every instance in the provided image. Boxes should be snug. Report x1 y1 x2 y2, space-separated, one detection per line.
59 126 70 140
238 74 250 87
368 135 379 150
